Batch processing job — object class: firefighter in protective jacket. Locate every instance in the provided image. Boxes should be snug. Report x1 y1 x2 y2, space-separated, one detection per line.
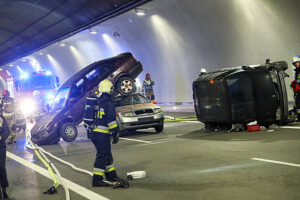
291 55 300 121
85 79 127 187
0 114 10 198
0 90 17 144
142 73 155 100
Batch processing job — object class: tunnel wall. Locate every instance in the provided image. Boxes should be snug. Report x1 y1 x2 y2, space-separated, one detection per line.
10 0 300 102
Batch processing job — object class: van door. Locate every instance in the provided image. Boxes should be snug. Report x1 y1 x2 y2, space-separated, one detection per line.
68 78 87 123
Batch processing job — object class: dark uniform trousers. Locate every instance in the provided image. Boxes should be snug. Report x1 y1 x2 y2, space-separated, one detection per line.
0 146 9 188
91 133 117 181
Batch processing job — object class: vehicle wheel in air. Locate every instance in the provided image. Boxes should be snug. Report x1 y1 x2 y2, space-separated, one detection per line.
117 77 136 95
60 122 78 142
155 124 164 133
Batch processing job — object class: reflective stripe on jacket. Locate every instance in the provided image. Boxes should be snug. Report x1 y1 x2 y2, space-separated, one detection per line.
92 93 118 135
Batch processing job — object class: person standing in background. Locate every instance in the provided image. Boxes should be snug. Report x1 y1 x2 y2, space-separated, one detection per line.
142 73 155 100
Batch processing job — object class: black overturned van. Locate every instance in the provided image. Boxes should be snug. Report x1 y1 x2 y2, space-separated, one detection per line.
31 53 143 145
193 61 292 129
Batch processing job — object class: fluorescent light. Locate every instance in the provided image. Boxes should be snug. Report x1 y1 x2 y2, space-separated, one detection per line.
9 64 13 67
89 28 98 34
59 42 66 47
38 52 44 55
135 8 146 16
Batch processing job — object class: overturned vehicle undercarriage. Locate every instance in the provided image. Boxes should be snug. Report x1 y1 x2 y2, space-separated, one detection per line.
193 61 294 131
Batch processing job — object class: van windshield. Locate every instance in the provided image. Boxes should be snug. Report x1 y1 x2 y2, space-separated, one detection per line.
52 87 70 111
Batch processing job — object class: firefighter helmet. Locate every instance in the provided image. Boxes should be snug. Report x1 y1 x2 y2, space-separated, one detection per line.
292 55 300 65
2 90 10 97
200 68 207 73
98 79 113 94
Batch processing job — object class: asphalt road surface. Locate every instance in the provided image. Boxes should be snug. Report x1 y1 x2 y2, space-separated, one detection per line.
5 112 300 200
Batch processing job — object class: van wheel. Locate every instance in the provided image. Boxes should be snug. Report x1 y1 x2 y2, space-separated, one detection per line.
60 122 78 142
155 124 164 133
117 77 136 95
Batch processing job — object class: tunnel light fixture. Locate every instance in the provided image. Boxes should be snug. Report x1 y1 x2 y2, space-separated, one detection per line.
59 42 66 47
89 28 98 34
9 64 13 67
38 51 44 56
21 59 26 62
135 8 146 16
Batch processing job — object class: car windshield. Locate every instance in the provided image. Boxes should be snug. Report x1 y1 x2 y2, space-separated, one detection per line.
113 94 151 107
52 87 70 111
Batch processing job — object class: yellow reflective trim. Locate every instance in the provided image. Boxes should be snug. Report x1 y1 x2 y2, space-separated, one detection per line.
105 167 116 173
93 128 111 134
297 110 300 114
109 123 118 129
93 171 104 176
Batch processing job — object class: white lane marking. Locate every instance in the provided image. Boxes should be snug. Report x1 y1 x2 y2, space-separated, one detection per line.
7 152 109 200
251 158 300 167
280 126 300 130
119 137 152 144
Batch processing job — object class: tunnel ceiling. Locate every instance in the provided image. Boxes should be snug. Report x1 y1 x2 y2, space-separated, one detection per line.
0 0 150 67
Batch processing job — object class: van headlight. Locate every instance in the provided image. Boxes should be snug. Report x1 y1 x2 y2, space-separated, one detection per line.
122 111 134 117
154 108 163 113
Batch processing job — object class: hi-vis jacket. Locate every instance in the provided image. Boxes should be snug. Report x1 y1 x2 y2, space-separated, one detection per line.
0 97 16 120
83 93 118 135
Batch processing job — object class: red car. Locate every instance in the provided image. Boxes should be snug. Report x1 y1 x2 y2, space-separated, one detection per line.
31 53 143 145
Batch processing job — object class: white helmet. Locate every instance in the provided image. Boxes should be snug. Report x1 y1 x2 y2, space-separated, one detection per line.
33 90 40 97
98 79 113 94
200 68 207 73
292 55 300 64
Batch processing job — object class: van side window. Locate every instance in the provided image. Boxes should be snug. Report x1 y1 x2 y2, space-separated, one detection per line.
86 68 100 81
70 78 86 99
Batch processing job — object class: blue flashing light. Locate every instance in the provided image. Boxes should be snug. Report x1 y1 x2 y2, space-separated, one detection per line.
20 73 28 79
45 71 52 76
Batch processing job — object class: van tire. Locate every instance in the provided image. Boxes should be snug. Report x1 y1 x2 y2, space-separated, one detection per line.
155 124 164 133
117 77 136 95
60 122 78 142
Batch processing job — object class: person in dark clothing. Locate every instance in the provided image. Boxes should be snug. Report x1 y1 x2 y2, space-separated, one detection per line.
0 115 10 199
85 79 127 187
142 73 155 100
291 55 300 121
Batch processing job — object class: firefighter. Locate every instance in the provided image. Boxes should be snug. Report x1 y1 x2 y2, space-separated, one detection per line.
142 73 155 100
32 90 44 121
87 79 127 187
0 90 17 144
291 55 300 121
0 113 10 198
199 68 207 76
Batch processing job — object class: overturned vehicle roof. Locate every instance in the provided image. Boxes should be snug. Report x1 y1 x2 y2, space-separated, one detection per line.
193 61 291 128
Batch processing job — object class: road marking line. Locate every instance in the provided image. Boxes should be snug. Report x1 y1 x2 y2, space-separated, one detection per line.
7 152 109 200
251 158 300 167
280 126 300 130
119 137 152 144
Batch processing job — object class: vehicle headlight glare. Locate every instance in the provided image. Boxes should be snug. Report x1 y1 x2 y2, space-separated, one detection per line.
154 108 163 113
122 111 134 117
20 99 36 115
